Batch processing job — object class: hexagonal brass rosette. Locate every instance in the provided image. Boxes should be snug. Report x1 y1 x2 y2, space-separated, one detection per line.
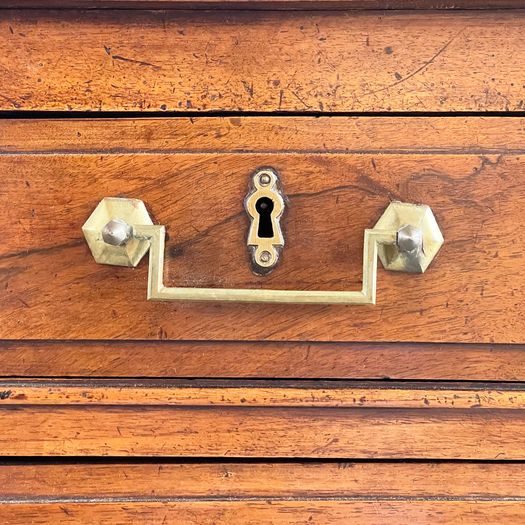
82 197 153 267
374 201 444 273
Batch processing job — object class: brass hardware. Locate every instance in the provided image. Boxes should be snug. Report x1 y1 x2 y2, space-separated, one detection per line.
83 199 443 305
82 197 153 267
102 218 133 247
244 168 285 274
374 201 444 273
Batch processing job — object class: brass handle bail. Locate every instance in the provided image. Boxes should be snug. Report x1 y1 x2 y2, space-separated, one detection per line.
83 176 443 305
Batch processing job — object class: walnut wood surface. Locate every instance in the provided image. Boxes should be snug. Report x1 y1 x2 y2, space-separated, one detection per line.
1 10 525 111
2 341 524 380
3 461 525 522
4 1 525 9
2 380 524 458
1 117 524 342
2 500 524 524
2 463 525 524
2 6 524 519
2 379 524 408
2 406 524 457
3 462 524 498
3 116 525 153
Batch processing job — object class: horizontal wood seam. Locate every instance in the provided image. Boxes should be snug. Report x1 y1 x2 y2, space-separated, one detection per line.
3 496 525 503
3 340 524 349
3 3 525 12
2 149 525 155
3 379 525 388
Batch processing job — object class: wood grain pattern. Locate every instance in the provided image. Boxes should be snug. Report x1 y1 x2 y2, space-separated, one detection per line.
2 462 524 524
2 500 524 525
2 341 524 380
1 118 524 342
2 5 523 519
1 405 525 457
4 1 525 9
3 380 524 458
3 462 525 498
1 379 525 409
1 10 525 112
3 116 525 153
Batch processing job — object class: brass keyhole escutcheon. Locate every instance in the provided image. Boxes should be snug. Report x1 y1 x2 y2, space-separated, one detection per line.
244 168 285 275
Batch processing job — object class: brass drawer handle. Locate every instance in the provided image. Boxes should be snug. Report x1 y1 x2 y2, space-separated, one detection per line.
83 198 443 305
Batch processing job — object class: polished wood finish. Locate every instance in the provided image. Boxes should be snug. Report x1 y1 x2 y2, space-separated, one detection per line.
3 406 525 457
4 1 525 9
2 341 525 379
1 11 525 112
3 462 524 498
3 116 525 153
2 2 524 520
2 379 525 409
1 462 525 523
3 500 524 525
2 341 525 380
3 406 525 458
1 117 524 342
1 380 524 457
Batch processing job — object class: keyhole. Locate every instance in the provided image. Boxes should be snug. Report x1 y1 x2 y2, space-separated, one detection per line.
255 197 274 238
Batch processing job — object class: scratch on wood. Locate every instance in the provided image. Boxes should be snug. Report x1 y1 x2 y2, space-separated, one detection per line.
112 54 161 71
362 27 466 97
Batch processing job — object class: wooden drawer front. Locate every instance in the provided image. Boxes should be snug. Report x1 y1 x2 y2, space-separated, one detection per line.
2 341 525 380
1 117 524 343
1 462 525 524
1 380 525 458
1 10 525 112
